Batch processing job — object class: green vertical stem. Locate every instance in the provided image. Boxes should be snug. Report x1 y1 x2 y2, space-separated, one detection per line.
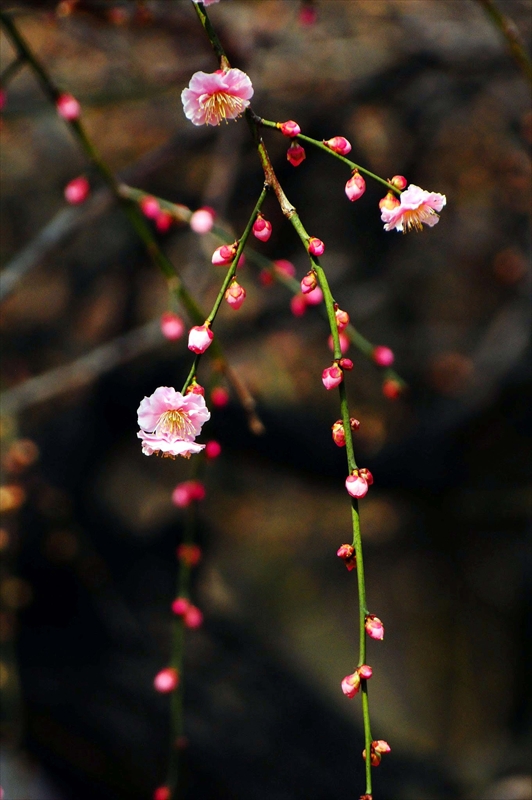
192 2 230 69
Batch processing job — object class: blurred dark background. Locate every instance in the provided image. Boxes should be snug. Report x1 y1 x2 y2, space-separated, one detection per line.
0 1 531 799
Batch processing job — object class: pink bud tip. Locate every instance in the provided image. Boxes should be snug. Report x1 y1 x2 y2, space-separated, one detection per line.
212 243 237 266
160 312 185 341
176 543 202 566
156 210 173 232
211 386 229 407
274 259 296 278
335 308 350 330
154 667 179 693
64 176 90 204
287 141 306 167
300 271 318 294
345 473 369 498
358 467 373 485
279 120 301 137
382 378 402 400
339 357 353 370
205 440 222 459
188 324 214 354
56 92 81 121
379 192 400 211
252 216 272 242
140 195 160 219
171 597 190 616
332 421 346 448
308 237 325 256
358 664 373 680
184 604 203 629
153 787 171 800
305 286 323 305
190 207 215 234
290 294 307 317
373 345 394 367
325 136 352 156
373 739 391 754
337 543 357 570
322 364 343 390
172 480 206 508
341 671 361 698
345 171 366 202
328 333 349 354
390 174 407 190
365 615 384 640
186 381 205 396
225 281 246 310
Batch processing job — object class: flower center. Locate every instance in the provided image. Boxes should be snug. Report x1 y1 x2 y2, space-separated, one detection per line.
402 204 438 233
200 91 246 125
156 409 196 440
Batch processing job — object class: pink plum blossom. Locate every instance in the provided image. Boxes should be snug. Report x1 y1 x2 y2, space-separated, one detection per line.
324 136 352 155
64 176 90 204
56 93 80 121
345 171 366 202
181 68 253 127
225 281 246 309
322 364 343 390
137 386 210 457
154 667 179 693
188 324 214 354
345 473 369 498
381 183 446 233
160 312 185 341
190 207 215 233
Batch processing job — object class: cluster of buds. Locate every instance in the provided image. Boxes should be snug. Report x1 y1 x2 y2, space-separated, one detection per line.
362 740 391 767
252 214 272 242
331 417 360 447
172 480 206 508
171 596 204 629
188 323 214 354
345 468 373 499
336 543 356 571
341 664 373 698
225 280 246 310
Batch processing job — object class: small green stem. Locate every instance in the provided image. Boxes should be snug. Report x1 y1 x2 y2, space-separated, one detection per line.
192 2 230 70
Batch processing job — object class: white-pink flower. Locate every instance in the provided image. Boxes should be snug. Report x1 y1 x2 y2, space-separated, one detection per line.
181 68 253 127
381 184 446 233
137 386 210 458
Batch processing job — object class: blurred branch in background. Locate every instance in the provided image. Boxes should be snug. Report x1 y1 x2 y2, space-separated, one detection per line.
476 0 532 83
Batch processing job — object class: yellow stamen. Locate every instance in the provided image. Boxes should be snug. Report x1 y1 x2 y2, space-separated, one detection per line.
402 205 438 233
200 91 246 125
156 409 196 440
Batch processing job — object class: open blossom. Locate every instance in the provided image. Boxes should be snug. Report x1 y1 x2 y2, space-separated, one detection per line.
137 386 210 457
181 68 253 126
381 183 446 233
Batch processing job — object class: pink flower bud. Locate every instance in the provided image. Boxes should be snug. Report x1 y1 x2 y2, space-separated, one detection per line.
279 120 301 137
188 324 214 354
64 176 90 204
211 386 229 407
205 440 222 459
372 345 395 367
325 136 352 155
274 259 296 278
140 195 160 219
328 333 350 354
212 243 237 266
300 271 317 294
186 381 205 396
225 281 246 310
332 421 346 447
373 739 391 754
322 364 343 390
153 787 171 800
160 312 185 341
259 269 274 286
252 216 272 242
345 473 369 498
358 664 373 680
190 206 215 233
336 543 356 570
335 308 349 330
290 294 307 317
345 171 366 202
308 237 325 256
365 615 384 640
379 191 400 211
172 480 206 508
177 543 202 566
154 667 179 693
305 286 323 305
358 467 373 485
341 671 361 698
287 141 306 167
184 604 203 629
363 748 382 767
56 92 80 121
171 597 190 616
156 210 173 232
390 174 407 190
382 378 401 400
237 253 246 269
339 357 353 370
299 4 318 25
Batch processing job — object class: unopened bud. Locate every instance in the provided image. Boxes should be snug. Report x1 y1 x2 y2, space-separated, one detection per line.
279 120 301 137
300 271 317 294
290 294 307 317
252 215 272 242
322 364 343 390
186 380 205 396
287 141 306 166
341 671 361 698
335 308 349 330
332 421 346 447
390 175 407 190
373 740 391 754
358 664 373 680
212 243 237 266
225 281 246 310
365 615 384 640
153 787 171 800
64 176 89 204
205 440 222 460
140 195 160 219
379 191 400 211
154 667 179 693
324 136 352 155
382 378 402 400
56 92 80 121
328 333 350 354
345 473 369 498
188 324 214 354
336 543 356 570
345 170 366 202
156 210 173 232
176 543 202 566
358 468 373 485
372 345 394 367
339 357 353 370
190 207 215 234
160 312 185 341
184 604 203 629
308 237 325 256
274 259 296 278
211 386 229 407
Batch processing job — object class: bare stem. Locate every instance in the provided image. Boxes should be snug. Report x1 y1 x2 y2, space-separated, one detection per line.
475 0 532 85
